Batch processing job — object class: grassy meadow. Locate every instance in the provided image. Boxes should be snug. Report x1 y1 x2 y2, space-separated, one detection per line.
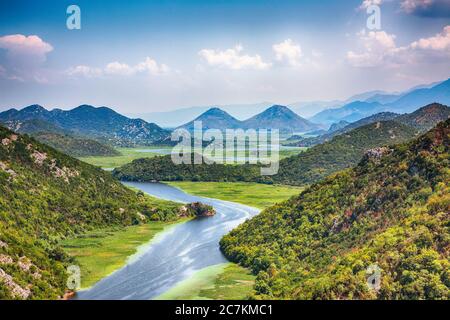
167 181 304 209
78 146 172 168
61 219 188 289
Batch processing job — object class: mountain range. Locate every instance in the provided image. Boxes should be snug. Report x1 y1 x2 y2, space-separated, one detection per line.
294 103 450 147
179 105 322 134
0 105 169 147
125 78 447 128
310 79 450 124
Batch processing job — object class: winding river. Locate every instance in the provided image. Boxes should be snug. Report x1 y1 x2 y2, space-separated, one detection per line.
75 182 260 300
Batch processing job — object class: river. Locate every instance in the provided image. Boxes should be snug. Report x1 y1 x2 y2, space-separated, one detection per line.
75 182 260 300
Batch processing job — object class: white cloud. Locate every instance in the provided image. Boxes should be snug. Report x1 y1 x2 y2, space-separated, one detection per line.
105 61 135 76
66 65 103 78
400 0 433 13
359 0 384 10
272 39 303 67
198 45 271 70
135 57 170 75
346 30 397 67
358 0 450 16
0 34 53 61
410 25 450 50
67 56 170 78
0 34 53 82
347 26 450 68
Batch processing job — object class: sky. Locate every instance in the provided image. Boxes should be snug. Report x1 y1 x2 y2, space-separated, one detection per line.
0 0 449 114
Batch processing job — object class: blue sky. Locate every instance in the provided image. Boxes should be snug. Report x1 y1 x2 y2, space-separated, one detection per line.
0 0 449 113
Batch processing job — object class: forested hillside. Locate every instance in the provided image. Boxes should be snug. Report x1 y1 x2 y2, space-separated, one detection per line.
31 132 120 157
0 126 184 299
1 119 120 157
113 121 418 186
220 120 450 299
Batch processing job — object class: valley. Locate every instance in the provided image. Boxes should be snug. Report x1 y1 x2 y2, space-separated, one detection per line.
1 97 449 301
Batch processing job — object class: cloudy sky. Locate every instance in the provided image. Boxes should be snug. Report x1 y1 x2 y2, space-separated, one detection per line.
0 0 449 113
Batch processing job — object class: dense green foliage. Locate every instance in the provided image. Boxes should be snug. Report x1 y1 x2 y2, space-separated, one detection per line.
396 103 450 132
1 118 124 157
32 133 120 157
114 121 418 186
0 125 183 299
270 120 417 185
220 120 450 299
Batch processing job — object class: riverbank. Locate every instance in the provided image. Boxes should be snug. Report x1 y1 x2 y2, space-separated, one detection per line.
61 218 189 289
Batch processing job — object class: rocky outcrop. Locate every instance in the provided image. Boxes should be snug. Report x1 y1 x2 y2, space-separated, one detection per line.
0 268 31 299
185 202 216 217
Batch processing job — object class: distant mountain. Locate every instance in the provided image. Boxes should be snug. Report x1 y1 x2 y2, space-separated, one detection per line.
396 103 450 131
178 107 242 131
288 100 344 118
242 105 322 134
0 118 119 157
133 102 274 127
309 101 384 125
386 79 450 113
365 93 402 104
0 105 170 146
308 78 450 124
290 112 399 147
345 90 392 103
290 103 450 148
220 120 450 299
328 120 350 133
178 105 321 134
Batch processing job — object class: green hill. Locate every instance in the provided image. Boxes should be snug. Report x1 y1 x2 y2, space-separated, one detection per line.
0 125 183 299
113 121 418 186
270 120 418 185
1 119 120 157
32 132 120 157
220 119 450 299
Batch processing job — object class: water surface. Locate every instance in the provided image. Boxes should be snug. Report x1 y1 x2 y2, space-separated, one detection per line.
76 182 259 300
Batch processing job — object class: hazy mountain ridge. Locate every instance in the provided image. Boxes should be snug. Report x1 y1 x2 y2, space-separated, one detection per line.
309 79 450 124
290 104 449 148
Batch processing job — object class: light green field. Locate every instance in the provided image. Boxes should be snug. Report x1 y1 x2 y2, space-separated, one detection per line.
61 219 188 289
79 146 306 169
156 263 255 300
168 181 304 209
78 146 172 168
